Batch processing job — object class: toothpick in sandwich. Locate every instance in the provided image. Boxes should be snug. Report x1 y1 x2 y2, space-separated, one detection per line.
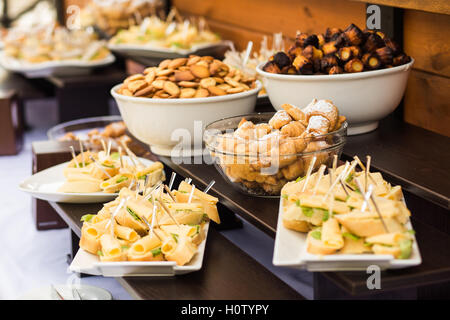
312 164 326 195
89 155 112 179
203 180 215 194
164 184 176 202
188 184 196 203
168 172 176 191
157 197 180 227
79 140 85 167
365 155 371 194
70 146 79 168
301 156 317 192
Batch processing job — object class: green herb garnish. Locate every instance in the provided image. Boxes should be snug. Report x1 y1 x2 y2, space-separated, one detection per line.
310 230 322 240
301 206 313 217
110 152 120 160
80 214 95 223
127 207 142 221
295 200 301 207
398 239 413 259
151 247 162 256
138 175 147 180
121 245 129 250
322 210 330 222
296 176 306 183
342 232 361 241
116 176 128 184
282 194 288 200
171 233 179 243
97 250 103 256
407 230 416 235
102 163 115 168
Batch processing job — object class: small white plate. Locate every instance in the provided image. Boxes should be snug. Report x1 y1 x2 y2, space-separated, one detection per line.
108 41 232 59
0 51 115 78
18 156 157 203
273 200 422 271
19 284 112 300
70 222 209 277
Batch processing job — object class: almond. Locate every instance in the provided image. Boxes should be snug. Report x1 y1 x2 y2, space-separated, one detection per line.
163 81 180 96
127 80 147 93
199 77 216 88
194 88 209 98
224 77 241 87
174 70 195 82
190 65 210 79
124 74 144 85
156 68 174 77
180 88 196 98
134 85 154 97
143 67 157 75
178 81 198 88
159 59 171 69
213 77 225 84
226 87 244 94
122 89 133 96
168 58 187 69
152 79 165 90
187 56 201 65
208 86 226 96
145 70 156 84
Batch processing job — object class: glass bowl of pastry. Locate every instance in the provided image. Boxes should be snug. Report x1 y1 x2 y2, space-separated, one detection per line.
204 99 347 197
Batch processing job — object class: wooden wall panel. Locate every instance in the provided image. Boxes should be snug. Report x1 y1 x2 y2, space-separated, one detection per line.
351 0 450 15
174 0 366 51
404 70 450 137
404 10 450 77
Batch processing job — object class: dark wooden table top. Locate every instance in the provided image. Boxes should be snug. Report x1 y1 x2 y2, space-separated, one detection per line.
49 201 304 300
343 115 450 210
46 66 127 89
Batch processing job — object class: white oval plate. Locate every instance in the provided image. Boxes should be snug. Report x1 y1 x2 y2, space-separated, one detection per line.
70 222 209 277
18 156 157 203
0 51 115 78
19 284 112 300
273 199 422 271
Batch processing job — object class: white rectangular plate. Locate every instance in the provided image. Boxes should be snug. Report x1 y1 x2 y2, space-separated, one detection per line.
70 222 209 276
108 41 232 59
18 156 157 203
273 200 422 271
0 52 115 78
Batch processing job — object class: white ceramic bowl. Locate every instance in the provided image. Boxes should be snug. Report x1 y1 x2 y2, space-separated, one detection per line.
111 81 262 156
256 59 414 135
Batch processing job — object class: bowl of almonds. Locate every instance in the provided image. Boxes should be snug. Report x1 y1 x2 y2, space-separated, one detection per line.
111 55 261 156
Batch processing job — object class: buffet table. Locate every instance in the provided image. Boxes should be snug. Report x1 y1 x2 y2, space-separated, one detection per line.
37 111 450 299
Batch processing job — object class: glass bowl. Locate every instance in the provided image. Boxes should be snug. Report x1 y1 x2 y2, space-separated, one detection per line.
204 112 347 197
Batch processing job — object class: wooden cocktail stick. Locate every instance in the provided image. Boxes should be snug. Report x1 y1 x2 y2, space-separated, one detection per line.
157 197 180 227
353 155 377 185
164 184 176 202
370 192 390 233
323 162 349 201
